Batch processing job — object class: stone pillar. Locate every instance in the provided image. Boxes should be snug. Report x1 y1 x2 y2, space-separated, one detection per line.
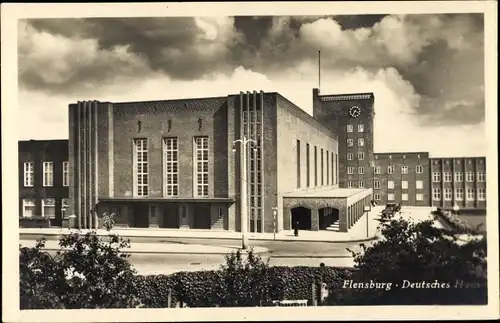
311 208 319 231
339 205 348 232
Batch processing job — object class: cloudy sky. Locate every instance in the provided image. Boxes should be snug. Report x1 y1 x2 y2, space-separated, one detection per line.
18 14 486 157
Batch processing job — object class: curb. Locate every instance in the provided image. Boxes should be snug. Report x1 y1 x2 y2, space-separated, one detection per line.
24 247 269 255
270 255 353 259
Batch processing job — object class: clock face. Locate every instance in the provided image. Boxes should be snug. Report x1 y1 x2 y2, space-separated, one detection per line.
349 105 362 118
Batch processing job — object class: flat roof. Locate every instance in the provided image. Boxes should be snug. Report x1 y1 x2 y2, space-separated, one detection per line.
99 197 235 203
283 188 368 198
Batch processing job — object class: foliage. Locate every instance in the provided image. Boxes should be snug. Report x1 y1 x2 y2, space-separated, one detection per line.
341 216 487 305
434 208 485 235
20 213 141 309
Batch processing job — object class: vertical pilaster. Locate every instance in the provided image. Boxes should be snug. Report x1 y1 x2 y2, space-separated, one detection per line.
260 91 265 232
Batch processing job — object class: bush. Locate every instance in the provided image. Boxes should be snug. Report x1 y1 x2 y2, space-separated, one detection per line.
339 217 487 305
19 216 51 228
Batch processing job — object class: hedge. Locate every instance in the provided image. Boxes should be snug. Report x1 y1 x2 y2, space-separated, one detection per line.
132 266 355 308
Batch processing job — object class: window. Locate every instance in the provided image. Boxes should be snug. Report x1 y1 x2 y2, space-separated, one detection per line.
402 193 408 201
415 166 423 174
443 172 452 182
347 139 353 147
388 180 394 189
455 188 464 201
42 198 56 218
358 152 364 160
415 180 423 189
374 193 381 201
388 166 394 174
401 180 408 189
432 188 441 201
347 153 353 161
63 161 69 187
432 172 441 182
358 167 364 175
359 181 364 188
296 140 301 188
388 193 395 201
477 188 486 200
62 198 69 218
314 146 318 186
134 139 149 197
477 172 485 182
321 149 324 186
306 144 310 187
164 137 179 197
455 172 463 182
374 166 380 175
416 193 424 201
374 180 380 189
43 162 53 187
347 125 353 133
347 181 354 188
358 138 364 147
466 172 475 182
22 199 36 218
401 166 408 174
347 167 355 174
467 188 475 201
358 124 364 132
24 162 34 187
444 188 452 201
194 136 209 197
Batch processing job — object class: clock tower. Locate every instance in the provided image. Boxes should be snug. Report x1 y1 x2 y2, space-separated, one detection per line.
312 88 375 190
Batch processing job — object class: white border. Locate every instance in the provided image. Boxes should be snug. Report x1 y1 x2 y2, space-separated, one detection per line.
2 1 498 322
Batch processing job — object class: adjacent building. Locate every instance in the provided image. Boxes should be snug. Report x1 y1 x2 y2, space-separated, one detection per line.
18 139 69 226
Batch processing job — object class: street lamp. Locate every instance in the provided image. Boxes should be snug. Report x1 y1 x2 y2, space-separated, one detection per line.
364 205 372 237
272 207 278 240
233 136 257 250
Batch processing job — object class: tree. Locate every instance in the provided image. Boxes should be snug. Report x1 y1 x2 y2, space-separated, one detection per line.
338 216 487 305
19 212 141 309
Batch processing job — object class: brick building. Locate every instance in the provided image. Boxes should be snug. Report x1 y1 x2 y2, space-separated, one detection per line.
67 91 372 232
18 139 69 226
430 157 487 210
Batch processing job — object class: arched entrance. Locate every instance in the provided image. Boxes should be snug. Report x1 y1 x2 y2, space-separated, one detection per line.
291 206 312 230
319 207 339 230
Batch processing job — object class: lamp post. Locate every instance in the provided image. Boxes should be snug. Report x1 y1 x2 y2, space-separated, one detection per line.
364 205 372 237
233 136 257 250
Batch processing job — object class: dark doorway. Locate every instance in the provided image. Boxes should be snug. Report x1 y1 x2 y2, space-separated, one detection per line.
319 207 340 230
291 206 312 230
132 204 149 228
162 204 179 228
192 204 211 229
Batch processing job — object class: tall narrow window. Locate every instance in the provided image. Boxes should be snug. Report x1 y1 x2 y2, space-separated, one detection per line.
432 188 441 201
314 146 318 186
321 149 324 186
134 139 149 197
306 144 310 187
164 137 179 197
326 150 329 185
296 140 301 188
63 161 69 187
195 136 209 197
42 162 53 187
24 162 34 187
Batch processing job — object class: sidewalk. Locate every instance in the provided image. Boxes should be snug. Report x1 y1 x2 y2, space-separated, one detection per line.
19 239 269 255
19 206 385 243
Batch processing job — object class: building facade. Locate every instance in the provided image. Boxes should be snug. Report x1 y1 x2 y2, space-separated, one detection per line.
18 140 69 226
430 157 487 210
67 91 372 232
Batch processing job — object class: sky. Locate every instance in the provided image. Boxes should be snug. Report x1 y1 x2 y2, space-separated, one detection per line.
18 14 487 157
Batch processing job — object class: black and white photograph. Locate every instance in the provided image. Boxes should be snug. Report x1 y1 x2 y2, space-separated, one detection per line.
2 1 498 322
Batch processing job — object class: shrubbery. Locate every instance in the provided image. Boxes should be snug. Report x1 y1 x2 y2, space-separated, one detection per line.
20 210 487 308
